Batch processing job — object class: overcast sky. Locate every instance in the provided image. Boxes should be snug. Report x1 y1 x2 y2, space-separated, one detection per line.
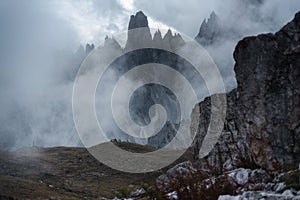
0 0 300 149
59 0 300 45
1 0 299 48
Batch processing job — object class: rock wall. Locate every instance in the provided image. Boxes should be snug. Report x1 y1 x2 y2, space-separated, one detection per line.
192 11 300 173
157 11 300 200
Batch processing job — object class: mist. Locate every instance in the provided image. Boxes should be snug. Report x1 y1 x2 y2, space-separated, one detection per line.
0 0 299 149
0 1 81 149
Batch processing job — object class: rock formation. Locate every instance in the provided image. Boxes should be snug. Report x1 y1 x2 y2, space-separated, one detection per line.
195 11 222 46
195 11 239 91
233 11 300 172
126 11 152 50
192 10 300 175
85 43 95 54
128 11 149 30
157 11 300 199
92 11 191 148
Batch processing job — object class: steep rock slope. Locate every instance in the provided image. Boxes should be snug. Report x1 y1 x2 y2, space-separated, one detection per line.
234 11 300 172
193 10 300 174
157 10 300 200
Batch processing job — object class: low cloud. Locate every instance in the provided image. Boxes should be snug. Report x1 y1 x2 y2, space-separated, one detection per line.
0 0 299 149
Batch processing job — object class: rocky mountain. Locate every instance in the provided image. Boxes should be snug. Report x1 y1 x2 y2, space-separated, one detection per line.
125 11 184 51
195 11 222 46
193 9 300 172
157 11 300 199
1 7 299 200
74 43 95 65
95 11 190 148
195 11 241 47
195 11 239 92
126 11 152 50
128 11 149 30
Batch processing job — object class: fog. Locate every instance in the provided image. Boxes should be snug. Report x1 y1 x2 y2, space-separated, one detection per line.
0 1 80 148
0 0 299 149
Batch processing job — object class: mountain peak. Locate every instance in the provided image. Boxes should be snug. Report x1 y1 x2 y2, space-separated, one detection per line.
163 29 173 39
195 11 221 46
210 11 217 19
153 29 162 43
126 11 152 50
104 36 121 50
85 43 95 54
128 11 149 30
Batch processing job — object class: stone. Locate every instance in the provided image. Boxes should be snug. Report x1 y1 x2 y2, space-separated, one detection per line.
193 11 300 174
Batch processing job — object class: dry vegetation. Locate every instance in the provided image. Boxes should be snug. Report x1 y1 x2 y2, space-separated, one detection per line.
0 141 192 199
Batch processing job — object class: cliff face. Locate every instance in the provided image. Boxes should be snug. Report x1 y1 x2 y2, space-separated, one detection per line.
157 11 300 199
234 12 300 172
192 11 300 173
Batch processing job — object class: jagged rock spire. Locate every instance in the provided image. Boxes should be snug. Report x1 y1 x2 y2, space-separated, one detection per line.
165 29 174 39
85 43 95 54
125 11 152 50
153 29 162 41
128 11 149 30
104 36 122 50
195 11 221 46
209 11 217 21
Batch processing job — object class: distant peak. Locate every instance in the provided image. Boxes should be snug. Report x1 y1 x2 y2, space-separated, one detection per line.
153 29 162 41
198 11 219 32
104 36 122 50
210 11 217 19
165 29 173 36
128 11 149 30
208 11 219 23
85 43 95 54
200 19 207 27
135 11 146 17
195 11 221 46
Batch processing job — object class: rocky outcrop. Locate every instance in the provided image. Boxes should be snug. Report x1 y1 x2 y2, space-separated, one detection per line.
195 11 222 46
195 11 241 47
157 10 300 200
192 90 253 174
94 11 189 148
233 11 300 172
128 11 149 30
125 11 152 50
193 10 300 175
153 29 162 45
157 165 291 200
104 36 122 51
85 43 95 54
219 190 300 200
195 11 239 91
74 43 95 65
157 160 300 199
